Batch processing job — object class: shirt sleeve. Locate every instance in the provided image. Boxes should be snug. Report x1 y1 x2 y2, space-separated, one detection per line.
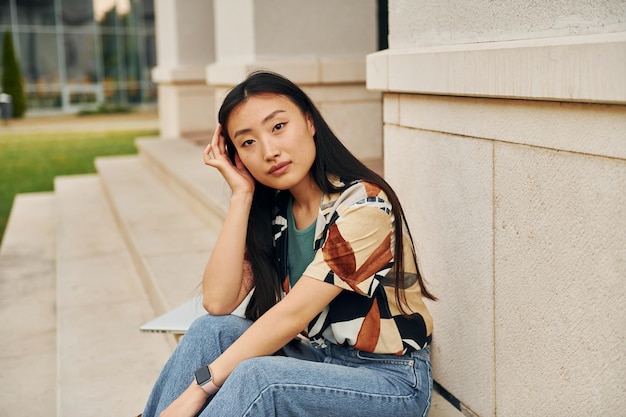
302 184 394 297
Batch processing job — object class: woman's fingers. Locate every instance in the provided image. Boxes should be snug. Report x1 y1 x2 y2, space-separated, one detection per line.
203 143 213 164
203 125 254 193
210 123 222 148
215 125 227 156
204 124 229 165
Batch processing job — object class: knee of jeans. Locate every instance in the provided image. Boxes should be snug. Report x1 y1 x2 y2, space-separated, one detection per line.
188 313 240 331
228 357 279 388
184 314 248 341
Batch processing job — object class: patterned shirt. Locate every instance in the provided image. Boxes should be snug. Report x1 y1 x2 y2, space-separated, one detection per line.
272 178 433 354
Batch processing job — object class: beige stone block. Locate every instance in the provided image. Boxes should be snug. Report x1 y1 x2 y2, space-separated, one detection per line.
207 58 319 86
318 100 382 160
319 56 366 83
255 58 321 85
304 84 381 102
398 94 626 160
383 93 400 125
206 60 251 87
384 125 495 417
151 65 206 83
366 50 388 90
494 143 626 416
158 84 216 138
367 32 626 104
389 0 626 48
208 55 370 86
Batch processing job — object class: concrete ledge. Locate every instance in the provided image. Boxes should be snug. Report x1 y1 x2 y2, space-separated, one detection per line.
151 65 208 84
367 32 626 104
207 55 367 86
384 93 626 160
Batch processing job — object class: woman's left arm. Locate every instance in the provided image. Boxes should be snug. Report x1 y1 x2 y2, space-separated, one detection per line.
159 277 342 417
210 276 342 384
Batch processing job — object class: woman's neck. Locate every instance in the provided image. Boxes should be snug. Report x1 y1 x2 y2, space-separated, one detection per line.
289 177 322 230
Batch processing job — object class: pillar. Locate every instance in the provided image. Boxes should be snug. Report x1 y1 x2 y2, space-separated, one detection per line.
152 0 216 140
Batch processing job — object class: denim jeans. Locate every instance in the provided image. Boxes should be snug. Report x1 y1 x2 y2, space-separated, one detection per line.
143 314 432 417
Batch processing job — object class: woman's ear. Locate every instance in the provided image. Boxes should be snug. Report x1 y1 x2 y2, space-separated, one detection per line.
225 140 237 164
306 113 316 136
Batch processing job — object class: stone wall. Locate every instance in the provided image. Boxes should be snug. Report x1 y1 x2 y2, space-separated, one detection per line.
368 1 626 416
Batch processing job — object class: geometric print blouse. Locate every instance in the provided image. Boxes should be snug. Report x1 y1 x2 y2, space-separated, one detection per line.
272 178 433 355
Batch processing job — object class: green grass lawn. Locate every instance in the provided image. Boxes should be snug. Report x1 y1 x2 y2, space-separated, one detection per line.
0 129 158 244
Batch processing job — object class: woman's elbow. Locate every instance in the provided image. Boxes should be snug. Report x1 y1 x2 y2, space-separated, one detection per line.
202 297 238 316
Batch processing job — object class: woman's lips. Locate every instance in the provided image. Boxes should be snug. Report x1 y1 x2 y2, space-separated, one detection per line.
269 161 290 175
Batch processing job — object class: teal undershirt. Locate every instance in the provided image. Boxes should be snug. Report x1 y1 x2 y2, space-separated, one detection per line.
286 197 317 288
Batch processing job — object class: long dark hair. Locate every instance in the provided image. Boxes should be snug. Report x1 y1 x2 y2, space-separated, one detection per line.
218 71 436 321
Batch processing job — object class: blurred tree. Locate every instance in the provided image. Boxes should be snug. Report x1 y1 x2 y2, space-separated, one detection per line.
1 30 27 118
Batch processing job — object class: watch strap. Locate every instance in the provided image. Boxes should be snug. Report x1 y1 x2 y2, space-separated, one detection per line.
198 379 219 395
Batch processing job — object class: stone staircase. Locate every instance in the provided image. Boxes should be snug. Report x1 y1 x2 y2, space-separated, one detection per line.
0 136 393 417
0 137 230 416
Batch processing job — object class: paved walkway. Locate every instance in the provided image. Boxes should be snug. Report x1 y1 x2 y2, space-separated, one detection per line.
0 111 160 135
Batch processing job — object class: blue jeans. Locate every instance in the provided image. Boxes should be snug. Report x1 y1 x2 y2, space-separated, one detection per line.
143 314 432 417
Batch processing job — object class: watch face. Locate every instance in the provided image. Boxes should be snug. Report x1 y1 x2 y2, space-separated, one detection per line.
195 366 212 385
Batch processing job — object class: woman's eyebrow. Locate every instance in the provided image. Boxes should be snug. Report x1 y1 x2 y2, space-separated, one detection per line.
233 110 286 139
262 109 285 124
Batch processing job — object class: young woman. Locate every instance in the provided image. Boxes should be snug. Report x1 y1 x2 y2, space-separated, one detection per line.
142 71 436 417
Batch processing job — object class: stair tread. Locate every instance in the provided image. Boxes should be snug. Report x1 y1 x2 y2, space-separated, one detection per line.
0 193 56 416
137 138 230 222
55 175 171 417
96 155 217 316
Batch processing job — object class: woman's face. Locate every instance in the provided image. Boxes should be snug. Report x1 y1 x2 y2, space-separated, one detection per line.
226 94 317 192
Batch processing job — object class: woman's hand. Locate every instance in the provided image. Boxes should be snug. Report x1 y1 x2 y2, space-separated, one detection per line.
203 124 255 196
159 382 209 417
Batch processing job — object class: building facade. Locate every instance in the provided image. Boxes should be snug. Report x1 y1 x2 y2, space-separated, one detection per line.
368 1 626 416
0 0 156 113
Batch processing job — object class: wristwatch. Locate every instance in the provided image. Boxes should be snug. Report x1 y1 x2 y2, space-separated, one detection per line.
194 365 220 395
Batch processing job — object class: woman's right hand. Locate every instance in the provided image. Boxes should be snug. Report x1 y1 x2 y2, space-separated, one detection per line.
203 124 255 196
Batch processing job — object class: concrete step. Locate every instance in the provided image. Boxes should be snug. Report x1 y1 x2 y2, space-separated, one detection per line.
55 175 171 417
136 137 230 226
95 152 220 324
0 193 56 416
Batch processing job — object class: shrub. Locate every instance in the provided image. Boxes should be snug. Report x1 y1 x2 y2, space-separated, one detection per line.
76 102 134 116
1 30 27 118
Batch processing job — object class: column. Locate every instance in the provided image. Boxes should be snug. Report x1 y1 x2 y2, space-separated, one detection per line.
152 0 216 140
